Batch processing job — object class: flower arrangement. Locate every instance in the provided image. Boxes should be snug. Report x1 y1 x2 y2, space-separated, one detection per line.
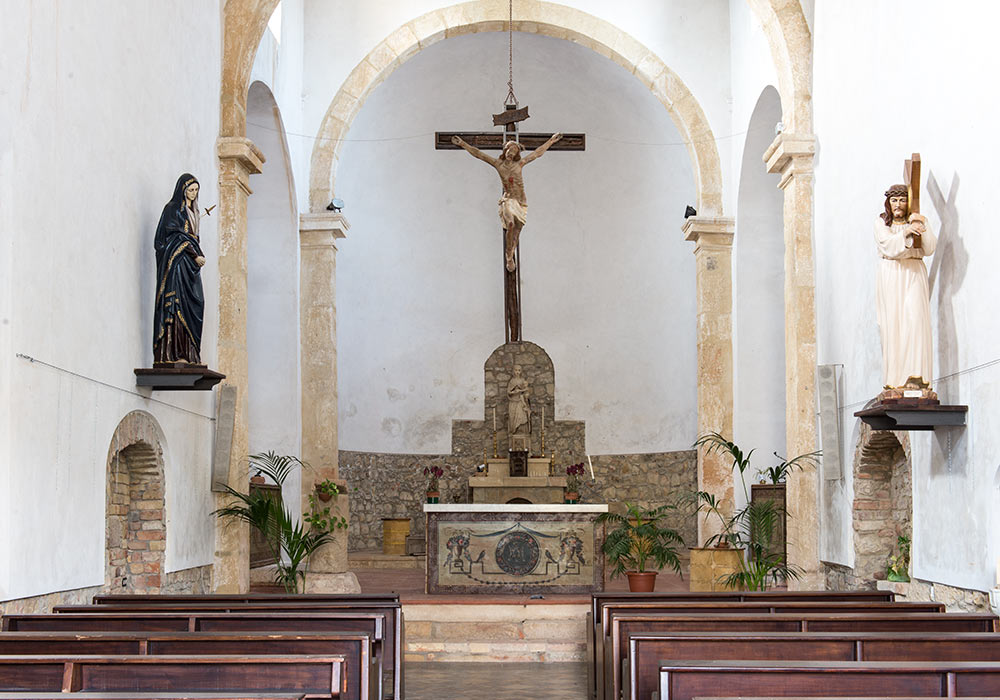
566 463 585 493
423 465 444 493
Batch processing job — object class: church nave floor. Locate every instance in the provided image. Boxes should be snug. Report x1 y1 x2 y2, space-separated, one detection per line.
405 661 588 700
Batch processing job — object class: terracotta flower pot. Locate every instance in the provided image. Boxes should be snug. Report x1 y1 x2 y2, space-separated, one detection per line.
626 570 657 592
249 475 265 485
564 490 579 503
316 488 333 502
426 490 440 504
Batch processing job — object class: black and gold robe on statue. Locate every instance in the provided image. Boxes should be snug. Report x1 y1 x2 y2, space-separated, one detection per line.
153 173 204 364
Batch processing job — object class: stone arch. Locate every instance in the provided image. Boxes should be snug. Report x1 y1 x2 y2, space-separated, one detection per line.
307 1 723 218
105 411 168 592
221 0 281 139
851 422 912 586
745 0 812 133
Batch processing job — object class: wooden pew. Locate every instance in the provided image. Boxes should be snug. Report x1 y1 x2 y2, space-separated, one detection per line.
655 659 1000 700
0 695 308 700
91 595 398 605
586 590 895 699
0 655 344 697
51 602 402 700
594 599 944 700
605 611 999 700
628 631 1000 700
1 613 397 700
0 632 376 700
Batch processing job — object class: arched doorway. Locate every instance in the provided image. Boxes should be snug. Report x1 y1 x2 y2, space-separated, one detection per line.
105 412 167 592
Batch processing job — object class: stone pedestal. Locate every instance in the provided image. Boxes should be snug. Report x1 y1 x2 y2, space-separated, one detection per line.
682 216 735 547
302 490 360 593
689 546 741 591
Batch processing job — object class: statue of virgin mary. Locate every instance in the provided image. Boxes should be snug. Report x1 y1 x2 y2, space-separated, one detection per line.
153 173 206 365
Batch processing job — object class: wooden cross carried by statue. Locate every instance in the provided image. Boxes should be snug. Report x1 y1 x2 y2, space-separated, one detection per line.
436 103 585 342
904 152 921 215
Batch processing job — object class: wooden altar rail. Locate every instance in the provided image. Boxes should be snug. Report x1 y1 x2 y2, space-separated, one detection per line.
629 631 1000 700
1 612 395 700
0 633 375 700
654 659 1000 700
586 590 895 700
604 611 998 700
0 655 343 697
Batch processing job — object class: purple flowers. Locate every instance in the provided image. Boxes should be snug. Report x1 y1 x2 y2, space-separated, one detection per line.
423 465 444 491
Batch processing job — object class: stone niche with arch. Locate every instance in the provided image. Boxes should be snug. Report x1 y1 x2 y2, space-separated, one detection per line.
105 411 168 593
828 423 912 589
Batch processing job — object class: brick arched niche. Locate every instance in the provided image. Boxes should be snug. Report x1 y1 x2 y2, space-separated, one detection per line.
105 411 168 592
852 423 912 584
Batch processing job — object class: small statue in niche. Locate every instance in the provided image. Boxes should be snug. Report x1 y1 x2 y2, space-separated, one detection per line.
451 133 562 272
507 365 531 451
874 183 937 396
153 173 206 365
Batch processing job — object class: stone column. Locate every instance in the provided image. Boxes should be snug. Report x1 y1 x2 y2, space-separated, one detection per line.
682 216 735 546
299 212 359 593
213 136 265 593
764 132 821 589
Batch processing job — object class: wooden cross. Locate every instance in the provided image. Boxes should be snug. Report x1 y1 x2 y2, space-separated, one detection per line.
904 152 921 215
436 104 585 343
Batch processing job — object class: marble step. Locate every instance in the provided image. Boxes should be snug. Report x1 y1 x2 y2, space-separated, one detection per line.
402 603 588 663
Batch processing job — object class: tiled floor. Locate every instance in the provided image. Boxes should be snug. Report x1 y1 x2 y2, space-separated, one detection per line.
405 661 588 700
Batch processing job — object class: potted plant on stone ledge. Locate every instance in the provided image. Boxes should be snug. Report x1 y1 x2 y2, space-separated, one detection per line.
423 466 443 503
689 432 817 591
597 502 684 592
565 462 585 503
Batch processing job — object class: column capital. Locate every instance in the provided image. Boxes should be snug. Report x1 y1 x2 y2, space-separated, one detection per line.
217 136 265 173
764 132 816 188
300 212 350 250
682 216 735 251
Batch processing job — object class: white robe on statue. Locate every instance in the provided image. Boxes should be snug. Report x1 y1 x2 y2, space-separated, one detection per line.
874 215 937 388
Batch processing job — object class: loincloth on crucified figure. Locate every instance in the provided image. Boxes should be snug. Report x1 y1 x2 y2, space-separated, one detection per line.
498 193 528 272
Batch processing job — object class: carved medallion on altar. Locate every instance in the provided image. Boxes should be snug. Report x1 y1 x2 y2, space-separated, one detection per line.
425 504 607 594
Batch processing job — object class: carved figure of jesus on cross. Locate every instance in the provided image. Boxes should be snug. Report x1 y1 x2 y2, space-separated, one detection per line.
437 107 585 342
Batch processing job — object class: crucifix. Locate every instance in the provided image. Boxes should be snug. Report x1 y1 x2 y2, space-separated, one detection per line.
435 1 585 343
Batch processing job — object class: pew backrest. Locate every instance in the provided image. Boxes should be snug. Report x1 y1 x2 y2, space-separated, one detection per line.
629 631 1000 700
0 655 344 698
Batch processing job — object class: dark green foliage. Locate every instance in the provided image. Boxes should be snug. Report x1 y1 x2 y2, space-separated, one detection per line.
596 502 684 579
214 451 347 593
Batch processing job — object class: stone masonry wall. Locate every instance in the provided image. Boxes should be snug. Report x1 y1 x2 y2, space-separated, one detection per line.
339 448 698 553
823 563 991 612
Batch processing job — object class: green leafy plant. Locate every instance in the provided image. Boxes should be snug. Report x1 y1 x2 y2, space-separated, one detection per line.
213 451 347 593
886 534 911 582
757 451 810 484
596 502 684 578
691 432 820 590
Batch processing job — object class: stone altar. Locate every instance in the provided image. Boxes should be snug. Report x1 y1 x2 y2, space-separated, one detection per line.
424 504 607 594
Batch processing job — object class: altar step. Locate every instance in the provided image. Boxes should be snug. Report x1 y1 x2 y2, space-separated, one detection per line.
348 550 424 569
402 602 589 663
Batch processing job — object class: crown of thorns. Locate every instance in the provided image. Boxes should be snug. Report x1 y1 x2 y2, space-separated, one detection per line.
884 184 908 198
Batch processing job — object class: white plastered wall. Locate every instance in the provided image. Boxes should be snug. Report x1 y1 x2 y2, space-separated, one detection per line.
813 1 1000 592
728 2 783 508
246 79 303 513
0 1 221 600
335 30 698 455
300 0 733 214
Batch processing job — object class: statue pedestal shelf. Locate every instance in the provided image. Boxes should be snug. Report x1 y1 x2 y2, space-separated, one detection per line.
854 402 968 431
470 456 565 504
134 364 226 391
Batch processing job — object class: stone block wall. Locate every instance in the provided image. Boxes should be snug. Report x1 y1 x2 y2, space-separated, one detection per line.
823 563 991 612
339 448 698 553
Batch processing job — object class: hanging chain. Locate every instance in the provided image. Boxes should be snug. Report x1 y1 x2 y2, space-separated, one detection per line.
505 0 517 106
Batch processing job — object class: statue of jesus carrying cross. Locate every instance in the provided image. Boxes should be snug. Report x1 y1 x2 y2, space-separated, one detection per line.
451 132 563 272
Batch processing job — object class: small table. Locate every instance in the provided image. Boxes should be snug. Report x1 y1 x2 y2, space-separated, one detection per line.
424 503 608 594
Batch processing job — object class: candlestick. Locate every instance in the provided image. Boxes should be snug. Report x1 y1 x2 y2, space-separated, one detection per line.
540 405 546 456
996 557 1000 587
587 454 595 480
493 407 496 432
493 429 498 459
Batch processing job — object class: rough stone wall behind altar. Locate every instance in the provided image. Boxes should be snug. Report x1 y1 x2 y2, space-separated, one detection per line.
339 448 697 552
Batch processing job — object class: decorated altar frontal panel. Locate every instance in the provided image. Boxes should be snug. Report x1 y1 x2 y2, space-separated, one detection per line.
425 505 607 594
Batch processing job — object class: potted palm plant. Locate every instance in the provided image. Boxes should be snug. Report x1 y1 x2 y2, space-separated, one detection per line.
214 452 347 593
690 432 819 591
596 502 684 592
